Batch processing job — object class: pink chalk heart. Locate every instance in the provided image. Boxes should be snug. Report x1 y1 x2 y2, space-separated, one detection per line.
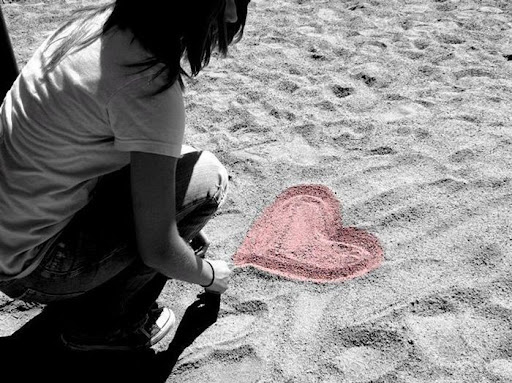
233 185 383 282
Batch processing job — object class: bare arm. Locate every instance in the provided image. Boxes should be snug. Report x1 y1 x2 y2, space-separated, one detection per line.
130 151 215 287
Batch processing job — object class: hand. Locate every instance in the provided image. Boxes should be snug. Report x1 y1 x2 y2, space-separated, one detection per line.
190 230 209 258
204 260 232 295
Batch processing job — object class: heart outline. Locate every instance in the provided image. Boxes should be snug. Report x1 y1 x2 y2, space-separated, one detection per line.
233 185 383 282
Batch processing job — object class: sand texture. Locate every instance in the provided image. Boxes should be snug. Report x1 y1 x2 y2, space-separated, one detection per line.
1 0 512 382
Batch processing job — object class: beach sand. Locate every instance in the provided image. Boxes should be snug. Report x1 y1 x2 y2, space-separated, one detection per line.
1 0 512 382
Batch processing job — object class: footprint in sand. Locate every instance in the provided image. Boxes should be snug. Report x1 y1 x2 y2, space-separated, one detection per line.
320 325 409 382
404 288 512 372
271 291 338 381
174 300 268 381
409 295 455 317
173 345 264 383
414 127 431 140
448 148 477 163
189 298 269 350
323 119 375 150
454 68 495 80
332 85 355 98
485 280 512 381
236 136 322 166
348 63 393 89
367 146 396 156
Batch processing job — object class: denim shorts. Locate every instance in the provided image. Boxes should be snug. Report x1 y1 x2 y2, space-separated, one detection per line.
0 148 229 304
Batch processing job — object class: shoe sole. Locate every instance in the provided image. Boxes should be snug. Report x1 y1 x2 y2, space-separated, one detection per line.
61 307 176 352
150 307 175 346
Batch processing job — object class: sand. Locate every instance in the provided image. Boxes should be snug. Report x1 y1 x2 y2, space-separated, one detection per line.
1 0 512 382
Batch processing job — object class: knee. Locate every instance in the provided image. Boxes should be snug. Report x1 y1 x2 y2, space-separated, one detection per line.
199 151 229 207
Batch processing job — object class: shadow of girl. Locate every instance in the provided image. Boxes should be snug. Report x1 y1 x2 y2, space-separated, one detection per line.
0 292 220 383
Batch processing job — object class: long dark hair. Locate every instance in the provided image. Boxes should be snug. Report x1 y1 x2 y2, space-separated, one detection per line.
45 0 250 93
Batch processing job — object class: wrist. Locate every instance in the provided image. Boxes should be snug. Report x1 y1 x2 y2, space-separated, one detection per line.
200 259 215 288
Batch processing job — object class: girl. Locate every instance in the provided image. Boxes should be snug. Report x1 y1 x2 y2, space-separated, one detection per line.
0 0 249 351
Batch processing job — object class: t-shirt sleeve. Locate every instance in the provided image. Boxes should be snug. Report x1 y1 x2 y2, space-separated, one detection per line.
107 75 185 158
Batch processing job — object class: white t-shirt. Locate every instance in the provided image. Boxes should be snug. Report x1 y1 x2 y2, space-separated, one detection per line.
0 12 185 279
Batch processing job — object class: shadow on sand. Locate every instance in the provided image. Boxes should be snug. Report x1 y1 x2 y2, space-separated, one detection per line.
0 292 220 383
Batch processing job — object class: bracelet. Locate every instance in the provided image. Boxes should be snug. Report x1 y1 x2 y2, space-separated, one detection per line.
200 260 215 288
